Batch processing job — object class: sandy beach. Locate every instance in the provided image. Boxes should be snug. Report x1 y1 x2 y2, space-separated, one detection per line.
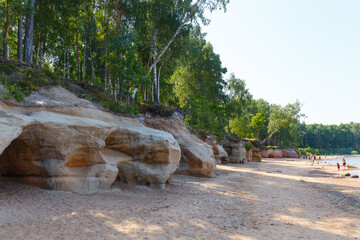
1 158 360 240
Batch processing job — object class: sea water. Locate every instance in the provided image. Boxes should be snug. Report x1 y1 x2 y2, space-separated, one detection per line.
319 157 360 176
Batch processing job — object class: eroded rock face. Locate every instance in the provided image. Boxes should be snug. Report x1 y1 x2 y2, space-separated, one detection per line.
261 147 301 158
0 86 181 193
142 114 216 178
202 136 228 164
249 147 262 162
222 141 247 164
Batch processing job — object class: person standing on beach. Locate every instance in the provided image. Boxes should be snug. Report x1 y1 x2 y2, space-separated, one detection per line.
342 158 346 170
337 162 340 171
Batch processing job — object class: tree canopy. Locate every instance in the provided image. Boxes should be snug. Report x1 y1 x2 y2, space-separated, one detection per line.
1 0 357 153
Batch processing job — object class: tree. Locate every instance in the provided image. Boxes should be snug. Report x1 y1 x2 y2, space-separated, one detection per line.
250 112 266 140
24 0 36 63
170 27 226 134
224 73 252 135
260 100 303 145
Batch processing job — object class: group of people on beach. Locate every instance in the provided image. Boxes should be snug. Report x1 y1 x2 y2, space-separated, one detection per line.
337 158 350 171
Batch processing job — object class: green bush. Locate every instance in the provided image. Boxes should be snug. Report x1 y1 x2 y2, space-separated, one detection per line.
0 62 19 75
351 150 358 155
245 141 253 151
298 147 320 156
1 85 27 102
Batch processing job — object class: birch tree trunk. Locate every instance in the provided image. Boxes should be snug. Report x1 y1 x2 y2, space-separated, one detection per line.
24 0 36 63
157 63 163 104
67 48 70 80
260 127 281 146
147 0 202 75
152 29 159 104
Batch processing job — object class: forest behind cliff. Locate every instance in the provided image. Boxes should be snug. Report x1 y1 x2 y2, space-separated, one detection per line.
0 0 358 154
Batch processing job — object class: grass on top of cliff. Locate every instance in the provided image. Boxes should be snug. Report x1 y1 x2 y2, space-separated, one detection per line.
0 59 141 115
0 59 61 101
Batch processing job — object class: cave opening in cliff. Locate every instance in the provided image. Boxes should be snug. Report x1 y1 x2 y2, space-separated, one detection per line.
0 125 52 189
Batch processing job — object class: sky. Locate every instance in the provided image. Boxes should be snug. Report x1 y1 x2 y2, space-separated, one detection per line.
202 0 360 125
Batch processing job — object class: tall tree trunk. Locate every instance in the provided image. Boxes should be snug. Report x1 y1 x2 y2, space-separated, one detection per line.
104 10 110 91
36 38 40 65
67 48 70 80
76 28 80 82
104 43 108 91
260 127 281 146
2 0 10 59
157 63 163 104
17 15 23 60
131 0 204 99
83 25 87 82
88 28 95 84
152 29 159 104
147 0 202 75
217 112 226 133
63 47 66 78
40 41 44 67
227 120 232 134
24 0 36 63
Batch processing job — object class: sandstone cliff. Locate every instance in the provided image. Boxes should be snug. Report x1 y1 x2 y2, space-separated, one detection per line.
0 86 181 193
261 147 301 158
202 135 228 164
222 141 247 164
142 114 216 178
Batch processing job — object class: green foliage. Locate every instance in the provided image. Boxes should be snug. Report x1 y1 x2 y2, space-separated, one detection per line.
351 150 358 155
298 148 307 156
0 76 27 102
0 62 19 75
102 99 139 115
6 0 359 152
245 141 253 151
7 85 27 101
268 101 303 135
250 112 266 139
300 122 360 150
170 28 226 136
298 147 320 156
0 63 62 99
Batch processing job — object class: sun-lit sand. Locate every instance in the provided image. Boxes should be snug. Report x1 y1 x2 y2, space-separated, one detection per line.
1 158 360 240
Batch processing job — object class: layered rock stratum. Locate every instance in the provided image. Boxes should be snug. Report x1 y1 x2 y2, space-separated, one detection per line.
261 147 301 158
142 114 216 178
202 135 228 164
222 141 247 164
0 86 181 193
